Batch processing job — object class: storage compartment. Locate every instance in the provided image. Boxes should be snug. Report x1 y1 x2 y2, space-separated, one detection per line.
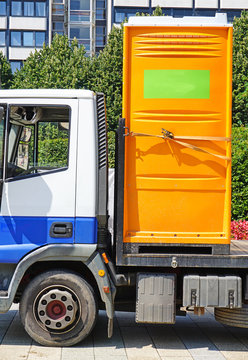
183 275 242 308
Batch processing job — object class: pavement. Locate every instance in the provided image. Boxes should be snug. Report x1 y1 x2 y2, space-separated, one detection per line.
1 305 248 360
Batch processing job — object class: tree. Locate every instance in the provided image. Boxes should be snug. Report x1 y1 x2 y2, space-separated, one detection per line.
12 35 89 89
0 52 12 89
85 25 124 131
136 5 164 17
232 10 248 126
152 5 164 16
232 126 248 220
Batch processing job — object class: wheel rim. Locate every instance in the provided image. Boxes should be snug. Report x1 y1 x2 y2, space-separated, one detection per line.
34 286 80 333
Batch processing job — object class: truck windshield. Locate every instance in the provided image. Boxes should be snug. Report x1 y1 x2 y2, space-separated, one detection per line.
0 106 6 180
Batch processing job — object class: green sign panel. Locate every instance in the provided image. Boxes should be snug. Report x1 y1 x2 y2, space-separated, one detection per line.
144 70 210 99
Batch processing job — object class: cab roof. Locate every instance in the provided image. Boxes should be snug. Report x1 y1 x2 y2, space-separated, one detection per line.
0 89 95 99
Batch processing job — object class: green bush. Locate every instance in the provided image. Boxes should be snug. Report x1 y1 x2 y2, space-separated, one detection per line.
232 11 248 126
108 131 115 168
38 138 68 167
231 126 248 220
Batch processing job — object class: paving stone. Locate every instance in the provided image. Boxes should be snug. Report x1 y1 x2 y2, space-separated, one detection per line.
93 311 127 357
27 343 61 360
147 324 192 358
2 305 248 359
116 311 145 328
120 325 160 360
161 357 193 360
0 312 32 360
61 335 94 359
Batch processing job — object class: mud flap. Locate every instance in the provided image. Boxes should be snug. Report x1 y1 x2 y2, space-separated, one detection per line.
87 252 116 338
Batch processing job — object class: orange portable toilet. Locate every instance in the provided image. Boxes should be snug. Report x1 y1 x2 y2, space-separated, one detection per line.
122 14 232 256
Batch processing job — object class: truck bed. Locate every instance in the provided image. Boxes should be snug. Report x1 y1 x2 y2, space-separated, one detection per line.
121 240 248 268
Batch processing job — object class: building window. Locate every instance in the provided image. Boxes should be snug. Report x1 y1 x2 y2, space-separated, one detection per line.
11 1 22 15
52 21 64 36
71 0 90 10
11 0 46 16
70 26 90 40
0 1 7 16
70 10 90 21
0 31 5 46
11 31 21 46
52 3 64 15
223 10 242 23
36 2 46 16
173 9 193 17
23 31 34 46
96 0 105 9
24 1 34 16
35 32 45 46
96 8 105 20
11 31 45 47
96 26 105 47
10 61 22 73
115 12 125 23
53 22 64 31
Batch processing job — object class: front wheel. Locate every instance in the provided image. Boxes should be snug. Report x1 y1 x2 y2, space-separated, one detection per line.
20 270 98 347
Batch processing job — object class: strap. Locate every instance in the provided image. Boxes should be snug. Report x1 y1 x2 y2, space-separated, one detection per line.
129 129 231 161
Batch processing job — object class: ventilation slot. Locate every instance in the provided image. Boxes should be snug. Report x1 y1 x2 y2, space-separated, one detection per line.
96 93 107 170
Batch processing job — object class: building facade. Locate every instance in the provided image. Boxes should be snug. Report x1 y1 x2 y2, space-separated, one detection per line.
112 0 248 25
1 0 248 72
51 0 107 56
0 0 49 72
0 0 107 72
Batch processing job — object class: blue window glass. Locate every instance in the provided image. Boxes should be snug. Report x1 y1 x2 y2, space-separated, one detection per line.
71 0 80 10
0 31 5 46
70 27 80 38
35 32 45 46
10 61 22 73
24 2 34 16
0 1 7 16
71 0 90 10
53 22 63 31
96 26 105 35
96 8 105 19
115 12 125 23
11 31 21 46
70 26 89 39
173 9 192 17
96 0 105 8
36 2 46 16
23 32 33 46
12 1 22 15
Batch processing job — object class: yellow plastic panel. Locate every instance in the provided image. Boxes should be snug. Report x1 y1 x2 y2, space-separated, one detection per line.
122 25 232 245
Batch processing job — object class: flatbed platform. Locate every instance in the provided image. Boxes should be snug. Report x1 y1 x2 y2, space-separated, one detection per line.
121 240 248 268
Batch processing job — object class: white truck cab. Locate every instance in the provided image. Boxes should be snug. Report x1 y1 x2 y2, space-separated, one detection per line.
0 90 112 346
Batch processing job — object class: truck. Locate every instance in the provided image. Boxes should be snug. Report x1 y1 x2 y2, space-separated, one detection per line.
0 13 246 347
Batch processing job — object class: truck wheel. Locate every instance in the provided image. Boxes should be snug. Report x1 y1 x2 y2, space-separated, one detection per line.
19 270 98 347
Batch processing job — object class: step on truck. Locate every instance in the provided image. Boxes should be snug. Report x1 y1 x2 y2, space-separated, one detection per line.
0 14 247 346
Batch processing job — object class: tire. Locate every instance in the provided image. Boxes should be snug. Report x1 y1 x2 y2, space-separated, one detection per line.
19 270 98 347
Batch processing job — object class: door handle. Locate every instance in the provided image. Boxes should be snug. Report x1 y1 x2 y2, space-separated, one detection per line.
50 222 73 238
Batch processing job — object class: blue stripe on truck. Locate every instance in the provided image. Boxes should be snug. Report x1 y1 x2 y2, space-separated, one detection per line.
0 216 97 263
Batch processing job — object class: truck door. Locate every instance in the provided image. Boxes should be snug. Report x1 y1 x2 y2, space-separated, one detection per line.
0 100 78 263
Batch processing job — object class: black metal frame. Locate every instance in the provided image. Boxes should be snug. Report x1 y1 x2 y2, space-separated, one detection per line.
114 118 125 265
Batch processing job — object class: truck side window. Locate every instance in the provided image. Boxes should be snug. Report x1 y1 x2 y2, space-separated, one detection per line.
6 106 70 179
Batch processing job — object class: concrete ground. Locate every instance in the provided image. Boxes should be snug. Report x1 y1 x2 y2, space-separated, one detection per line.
0 305 248 360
